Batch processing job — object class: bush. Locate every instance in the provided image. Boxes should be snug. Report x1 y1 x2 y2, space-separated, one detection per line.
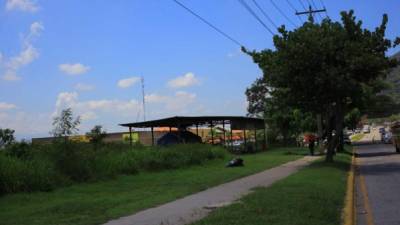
0 154 60 194
0 142 226 195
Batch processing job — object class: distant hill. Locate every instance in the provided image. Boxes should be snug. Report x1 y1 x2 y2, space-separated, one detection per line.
384 51 400 101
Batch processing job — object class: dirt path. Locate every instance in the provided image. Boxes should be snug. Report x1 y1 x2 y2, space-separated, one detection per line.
104 156 319 225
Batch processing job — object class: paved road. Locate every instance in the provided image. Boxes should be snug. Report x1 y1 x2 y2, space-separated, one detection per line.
104 156 319 225
360 127 381 143
355 143 400 225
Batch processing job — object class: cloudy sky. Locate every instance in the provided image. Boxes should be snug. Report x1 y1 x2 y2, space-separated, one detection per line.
1 0 399 139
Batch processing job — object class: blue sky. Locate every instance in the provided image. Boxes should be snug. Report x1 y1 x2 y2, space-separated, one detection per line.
0 0 399 139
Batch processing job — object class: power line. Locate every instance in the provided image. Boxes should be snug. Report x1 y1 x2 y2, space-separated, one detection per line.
172 0 244 47
237 0 275 36
269 0 297 28
297 0 307 11
304 0 319 22
251 0 278 29
285 0 304 23
310 0 323 20
318 0 329 17
296 4 326 21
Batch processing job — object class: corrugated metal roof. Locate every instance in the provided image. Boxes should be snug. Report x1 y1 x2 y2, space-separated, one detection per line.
120 116 265 129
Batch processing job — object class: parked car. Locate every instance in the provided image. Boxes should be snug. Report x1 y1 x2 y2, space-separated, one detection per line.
383 132 392 144
379 127 385 133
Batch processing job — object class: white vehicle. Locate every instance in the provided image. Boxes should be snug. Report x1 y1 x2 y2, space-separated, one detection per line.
362 125 370 134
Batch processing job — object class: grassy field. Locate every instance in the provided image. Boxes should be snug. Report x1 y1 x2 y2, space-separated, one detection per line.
192 151 351 225
351 133 365 142
0 147 307 225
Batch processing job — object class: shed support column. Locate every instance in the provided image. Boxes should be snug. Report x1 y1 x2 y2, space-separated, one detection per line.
254 128 257 151
263 126 267 150
151 127 154 146
230 124 233 150
210 121 214 145
243 129 247 147
196 124 199 136
222 120 226 146
129 126 133 147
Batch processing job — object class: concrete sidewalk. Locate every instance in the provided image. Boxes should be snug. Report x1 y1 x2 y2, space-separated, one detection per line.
104 156 319 225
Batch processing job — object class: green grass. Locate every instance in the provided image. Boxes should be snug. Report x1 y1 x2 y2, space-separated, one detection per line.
351 133 365 142
0 147 307 225
191 151 351 225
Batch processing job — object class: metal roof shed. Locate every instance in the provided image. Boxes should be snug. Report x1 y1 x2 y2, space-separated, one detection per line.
120 116 266 149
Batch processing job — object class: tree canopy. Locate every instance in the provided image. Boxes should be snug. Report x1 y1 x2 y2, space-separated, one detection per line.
51 108 81 140
0 128 15 148
244 11 399 161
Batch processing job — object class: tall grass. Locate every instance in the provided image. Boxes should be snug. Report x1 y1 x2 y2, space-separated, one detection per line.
0 142 226 195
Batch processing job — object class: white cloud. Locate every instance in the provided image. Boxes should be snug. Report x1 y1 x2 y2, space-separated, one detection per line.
53 92 141 120
29 22 44 37
0 111 51 138
117 77 140 88
2 71 21 81
75 83 95 91
1 22 43 81
59 63 90 75
144 93 168 103
6 0 39 12
81 111 97 121
145 91 197 113
167 72 200 88
7 45 39 70
0 102 17 110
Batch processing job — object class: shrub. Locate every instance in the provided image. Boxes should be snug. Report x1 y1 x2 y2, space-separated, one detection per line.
53 142 95 182
0 142 227 195
0 154 60 194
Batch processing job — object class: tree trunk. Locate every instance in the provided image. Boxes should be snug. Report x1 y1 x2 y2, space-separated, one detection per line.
325 113 335 162
317 114 323 140
325 102 345 161
335 103 345 152
325 103 341 162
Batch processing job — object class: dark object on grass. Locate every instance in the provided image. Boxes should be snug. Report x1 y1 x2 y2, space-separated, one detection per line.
226 158 244 167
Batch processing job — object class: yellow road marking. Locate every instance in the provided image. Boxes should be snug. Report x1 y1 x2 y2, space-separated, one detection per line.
343 151 356 225
359 174 375 225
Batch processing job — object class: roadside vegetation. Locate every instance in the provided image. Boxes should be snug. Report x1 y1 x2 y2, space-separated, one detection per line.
0 142 226 195
351 133 365 142
0 147 307 225
192 150 351 225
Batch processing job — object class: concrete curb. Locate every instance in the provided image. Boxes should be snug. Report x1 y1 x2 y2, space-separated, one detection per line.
343 150 356 225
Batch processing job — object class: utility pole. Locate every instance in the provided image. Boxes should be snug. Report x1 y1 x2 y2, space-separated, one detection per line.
141 76 146 122
295 5 326 19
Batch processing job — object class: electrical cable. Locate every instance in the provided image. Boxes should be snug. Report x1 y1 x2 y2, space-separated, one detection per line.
172 0 245 47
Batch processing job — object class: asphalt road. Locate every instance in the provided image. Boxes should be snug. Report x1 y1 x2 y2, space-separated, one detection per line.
355 143 400 225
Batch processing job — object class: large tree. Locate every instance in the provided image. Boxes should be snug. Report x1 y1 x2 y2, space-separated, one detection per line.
244 11 398 161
